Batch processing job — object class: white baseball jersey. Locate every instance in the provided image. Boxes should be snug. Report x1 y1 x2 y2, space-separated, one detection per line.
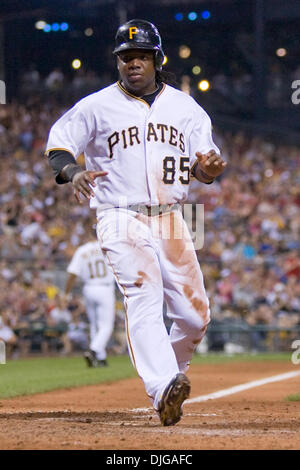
46 82 219 208
67 241 114 286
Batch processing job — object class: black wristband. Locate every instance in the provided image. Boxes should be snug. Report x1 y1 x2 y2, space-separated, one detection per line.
62 163 83 182
199 169 215 184
190 161 198 177
191 162 214 184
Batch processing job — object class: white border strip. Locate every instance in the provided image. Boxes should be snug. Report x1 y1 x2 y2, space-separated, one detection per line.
131 370 300 412
185 370 300 404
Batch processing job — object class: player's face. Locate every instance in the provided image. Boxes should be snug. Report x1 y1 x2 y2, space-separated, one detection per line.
117 49 156 97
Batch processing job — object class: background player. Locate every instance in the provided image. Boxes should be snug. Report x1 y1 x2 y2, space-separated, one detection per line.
65 233 116 367
46 19 227 425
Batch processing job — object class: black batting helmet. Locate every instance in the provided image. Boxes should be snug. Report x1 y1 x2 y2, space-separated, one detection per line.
113 19 165 71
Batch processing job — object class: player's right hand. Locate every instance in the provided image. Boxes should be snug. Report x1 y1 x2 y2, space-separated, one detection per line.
72 170 108 203
196 150 227 178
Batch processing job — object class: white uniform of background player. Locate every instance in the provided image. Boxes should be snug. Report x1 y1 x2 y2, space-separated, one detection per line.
66 240 115 366
46 19 227 425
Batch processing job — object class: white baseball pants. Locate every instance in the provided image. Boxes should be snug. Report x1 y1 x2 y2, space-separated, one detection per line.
97 208 210 409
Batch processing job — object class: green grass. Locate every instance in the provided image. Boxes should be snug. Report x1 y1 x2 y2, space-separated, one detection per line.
191 351 292 364
0 352 292 399
286 393 300 402
0 355 137 399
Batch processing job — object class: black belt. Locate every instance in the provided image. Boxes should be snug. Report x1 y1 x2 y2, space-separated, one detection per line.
127 203 180 216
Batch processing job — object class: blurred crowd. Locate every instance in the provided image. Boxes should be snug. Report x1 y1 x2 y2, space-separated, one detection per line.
18 57 300 114
0 71 299 358
211 62 300 111
18 66 114 108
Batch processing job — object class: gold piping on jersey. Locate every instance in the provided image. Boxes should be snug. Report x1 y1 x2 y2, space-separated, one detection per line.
44 147 75 157
117 81 150 107
155 82 166 100
117 81 166 107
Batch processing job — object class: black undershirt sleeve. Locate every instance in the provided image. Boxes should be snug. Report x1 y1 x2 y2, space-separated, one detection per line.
48 150 79 184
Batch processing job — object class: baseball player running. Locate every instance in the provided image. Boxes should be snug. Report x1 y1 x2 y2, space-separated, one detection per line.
45 19 227 426
65 237 116 367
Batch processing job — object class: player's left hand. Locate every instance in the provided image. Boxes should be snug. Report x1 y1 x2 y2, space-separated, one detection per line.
196 150 227 178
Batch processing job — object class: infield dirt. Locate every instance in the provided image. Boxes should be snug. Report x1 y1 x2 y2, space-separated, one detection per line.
0 360 299 450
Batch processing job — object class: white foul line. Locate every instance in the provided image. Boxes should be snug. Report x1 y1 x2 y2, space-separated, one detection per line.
185 370 300 404
131 369 300 412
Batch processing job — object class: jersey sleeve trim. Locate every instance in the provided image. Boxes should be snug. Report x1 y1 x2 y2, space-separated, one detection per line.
44 147 76 157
